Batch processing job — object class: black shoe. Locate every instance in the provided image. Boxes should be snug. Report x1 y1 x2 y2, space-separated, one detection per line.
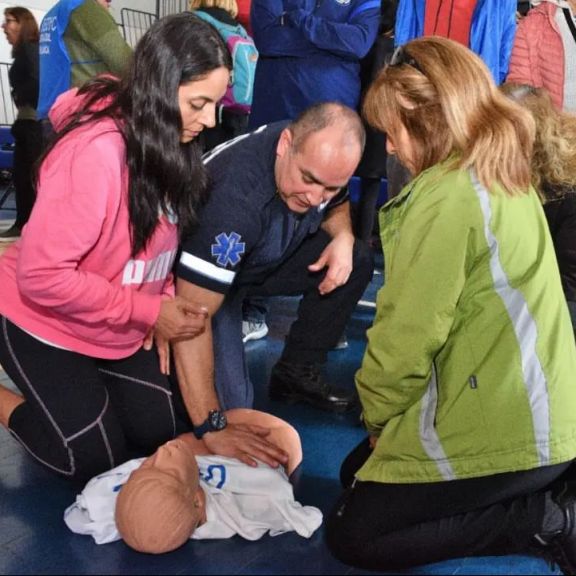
332 333 348 351
269 360 357 413
535 482 576 575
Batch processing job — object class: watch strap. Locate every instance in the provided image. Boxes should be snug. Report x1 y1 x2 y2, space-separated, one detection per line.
193 417 212 439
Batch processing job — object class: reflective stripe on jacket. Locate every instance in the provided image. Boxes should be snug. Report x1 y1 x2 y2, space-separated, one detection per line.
356 163 576 483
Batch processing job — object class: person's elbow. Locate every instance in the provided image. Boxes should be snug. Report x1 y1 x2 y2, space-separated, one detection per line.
16 261 71 308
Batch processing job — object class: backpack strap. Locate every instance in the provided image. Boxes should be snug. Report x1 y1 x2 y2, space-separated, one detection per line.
563 8 576 46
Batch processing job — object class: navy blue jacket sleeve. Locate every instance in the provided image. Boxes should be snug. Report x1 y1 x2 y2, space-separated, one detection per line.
286 1 381 59
251 0 315 56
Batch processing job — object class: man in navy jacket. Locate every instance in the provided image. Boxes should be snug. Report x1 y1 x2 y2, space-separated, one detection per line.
249 0 381 128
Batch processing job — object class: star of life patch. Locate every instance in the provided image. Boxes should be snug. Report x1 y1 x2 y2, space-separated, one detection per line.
211 232 246 267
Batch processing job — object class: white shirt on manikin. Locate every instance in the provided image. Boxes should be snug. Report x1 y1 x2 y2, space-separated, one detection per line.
64 455 323 545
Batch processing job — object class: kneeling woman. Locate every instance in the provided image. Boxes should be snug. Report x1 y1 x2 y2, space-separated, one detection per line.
0 14 231 481
326 37 576 573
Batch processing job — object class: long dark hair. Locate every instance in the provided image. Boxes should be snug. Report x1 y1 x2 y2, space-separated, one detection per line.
4 7 39 55
40 13 232 255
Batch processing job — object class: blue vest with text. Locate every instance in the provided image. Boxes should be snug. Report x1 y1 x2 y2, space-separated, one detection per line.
38 0 84 119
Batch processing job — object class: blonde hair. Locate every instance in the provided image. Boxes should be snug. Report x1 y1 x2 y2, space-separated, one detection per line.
189 0 238 18
364 37 535 195
501 84 576 199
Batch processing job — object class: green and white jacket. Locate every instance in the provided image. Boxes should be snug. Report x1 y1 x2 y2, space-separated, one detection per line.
356 162 576 484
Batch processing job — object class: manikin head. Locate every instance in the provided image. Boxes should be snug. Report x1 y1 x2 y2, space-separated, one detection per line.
115 410 302 554
115 438 206 554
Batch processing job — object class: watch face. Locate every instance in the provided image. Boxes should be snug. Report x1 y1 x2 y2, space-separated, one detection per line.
209 410 227 431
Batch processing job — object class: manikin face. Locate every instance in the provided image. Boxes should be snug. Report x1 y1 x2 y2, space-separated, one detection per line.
178 67 230 144
2 13 21 46
140 438 207 527
274 126 361 214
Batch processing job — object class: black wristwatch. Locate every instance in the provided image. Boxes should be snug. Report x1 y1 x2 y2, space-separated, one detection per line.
193 410 228 439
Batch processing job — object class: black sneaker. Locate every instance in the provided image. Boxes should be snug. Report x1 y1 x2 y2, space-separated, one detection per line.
269 360 357 413
535 482 576 575
332 333 349 351
0 225 20 242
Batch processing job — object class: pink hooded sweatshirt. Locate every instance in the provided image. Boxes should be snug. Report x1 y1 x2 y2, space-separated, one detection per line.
0 88 178 359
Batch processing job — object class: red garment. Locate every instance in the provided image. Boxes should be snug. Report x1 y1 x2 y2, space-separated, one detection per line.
507 2 565 109
424 0 478 47
237 0 252 34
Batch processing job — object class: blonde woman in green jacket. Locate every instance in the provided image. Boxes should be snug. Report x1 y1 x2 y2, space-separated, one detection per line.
326 37 576 574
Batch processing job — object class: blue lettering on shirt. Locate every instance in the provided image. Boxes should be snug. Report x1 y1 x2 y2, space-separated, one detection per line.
201 464 227 489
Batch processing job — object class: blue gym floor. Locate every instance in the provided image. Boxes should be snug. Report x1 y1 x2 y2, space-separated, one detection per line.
0 193 560 575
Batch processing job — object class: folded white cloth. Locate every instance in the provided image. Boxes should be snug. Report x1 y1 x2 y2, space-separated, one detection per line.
194 455 322 540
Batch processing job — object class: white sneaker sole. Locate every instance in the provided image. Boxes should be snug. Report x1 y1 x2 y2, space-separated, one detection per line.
242 325 269 343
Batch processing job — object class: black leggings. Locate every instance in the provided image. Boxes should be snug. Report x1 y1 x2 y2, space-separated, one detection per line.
0 316 191 482
326 437 572 571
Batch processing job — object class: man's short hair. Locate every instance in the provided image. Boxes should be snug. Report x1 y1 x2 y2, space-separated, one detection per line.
290 102 366 153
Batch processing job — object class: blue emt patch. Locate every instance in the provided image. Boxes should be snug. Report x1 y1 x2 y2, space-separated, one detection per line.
211 232 246 267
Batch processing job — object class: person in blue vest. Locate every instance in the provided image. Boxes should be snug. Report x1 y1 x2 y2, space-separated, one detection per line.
37 0 131 124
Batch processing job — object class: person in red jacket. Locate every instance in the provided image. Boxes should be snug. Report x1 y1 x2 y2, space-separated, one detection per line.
236 0 251 33
507 0 576 112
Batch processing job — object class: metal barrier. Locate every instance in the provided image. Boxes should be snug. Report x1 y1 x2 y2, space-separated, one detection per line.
0 63 17 127
0 64 15 210
120 2 190 48
120 8 156 48
156 0 189 18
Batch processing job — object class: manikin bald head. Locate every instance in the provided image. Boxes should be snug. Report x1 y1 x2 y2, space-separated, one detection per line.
115 410 303 554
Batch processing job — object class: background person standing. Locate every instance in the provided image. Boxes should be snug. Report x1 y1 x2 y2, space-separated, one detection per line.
37 0 132 125
0 7 42 242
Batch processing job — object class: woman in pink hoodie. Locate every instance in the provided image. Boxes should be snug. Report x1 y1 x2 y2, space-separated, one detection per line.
0 13 232 481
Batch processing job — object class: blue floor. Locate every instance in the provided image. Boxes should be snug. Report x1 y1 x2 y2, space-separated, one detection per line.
0 193 559 575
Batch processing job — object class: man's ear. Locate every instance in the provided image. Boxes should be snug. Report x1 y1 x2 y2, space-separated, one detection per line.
276 128 293 158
